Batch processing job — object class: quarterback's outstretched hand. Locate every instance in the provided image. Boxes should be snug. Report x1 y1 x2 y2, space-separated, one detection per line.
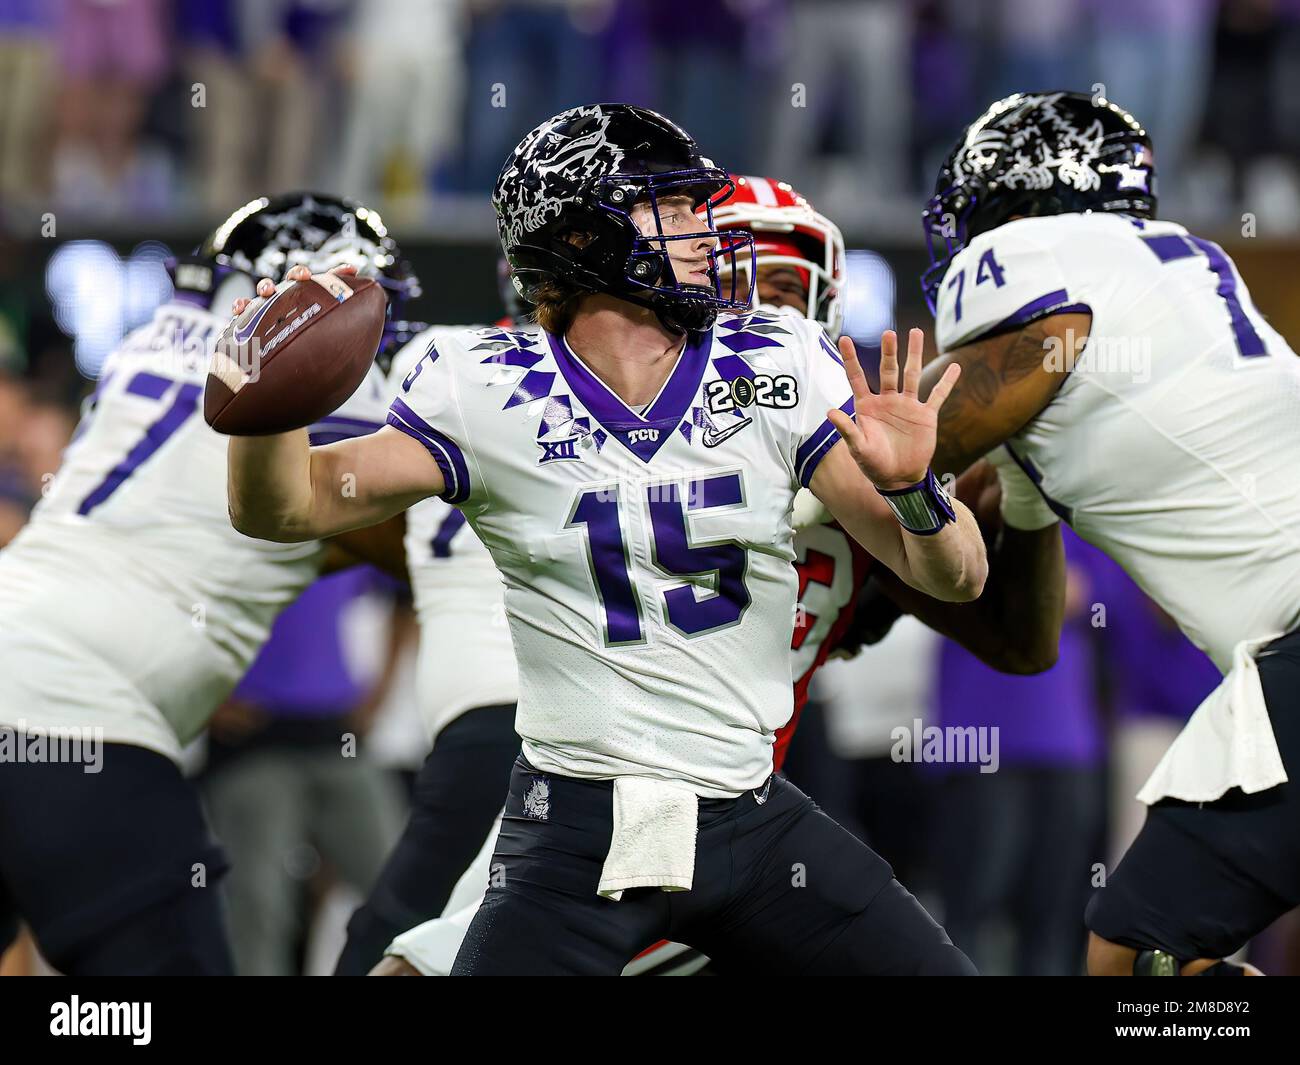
827 328 961 491
230 263 359 317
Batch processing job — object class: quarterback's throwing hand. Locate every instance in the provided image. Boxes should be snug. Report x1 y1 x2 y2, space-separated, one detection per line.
230 263 359 317
827 328 961 491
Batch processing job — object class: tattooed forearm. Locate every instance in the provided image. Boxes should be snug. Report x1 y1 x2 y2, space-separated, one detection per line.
920 311 1091 477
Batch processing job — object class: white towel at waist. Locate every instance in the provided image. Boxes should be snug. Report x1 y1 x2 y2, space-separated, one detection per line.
1138 632 1288 805
597 777 698 901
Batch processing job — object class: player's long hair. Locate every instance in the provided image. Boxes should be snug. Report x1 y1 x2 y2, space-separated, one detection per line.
529 278 587 335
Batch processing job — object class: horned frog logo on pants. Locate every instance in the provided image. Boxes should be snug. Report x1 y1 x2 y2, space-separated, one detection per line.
523 777 551 821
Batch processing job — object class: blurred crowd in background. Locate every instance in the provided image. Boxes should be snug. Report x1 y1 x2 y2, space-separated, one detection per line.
1 0 1300 232
7 0 1300 392
4 0 1300 975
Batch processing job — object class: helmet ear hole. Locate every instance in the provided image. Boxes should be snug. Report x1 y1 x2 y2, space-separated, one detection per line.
629 255 664 285
561 229 596 251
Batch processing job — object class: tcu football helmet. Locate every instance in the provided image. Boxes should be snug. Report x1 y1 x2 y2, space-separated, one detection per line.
493 103 755 334
922 91 1156 311
175 192 422 358
710 174 846 338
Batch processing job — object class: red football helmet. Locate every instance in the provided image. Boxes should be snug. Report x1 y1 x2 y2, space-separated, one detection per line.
708 175 846 338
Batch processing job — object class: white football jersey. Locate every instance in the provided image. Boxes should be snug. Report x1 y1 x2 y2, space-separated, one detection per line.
391 329 520 741
385 512 880 976
0 299 392 759
387 314 853 797
936 213 1300 673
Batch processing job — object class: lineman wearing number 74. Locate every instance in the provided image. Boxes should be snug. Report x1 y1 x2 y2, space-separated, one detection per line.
916 90 1300 977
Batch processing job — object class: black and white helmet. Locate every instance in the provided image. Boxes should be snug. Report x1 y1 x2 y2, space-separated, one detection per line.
493 103 754 334
921 91 1156 311
184 191 422 358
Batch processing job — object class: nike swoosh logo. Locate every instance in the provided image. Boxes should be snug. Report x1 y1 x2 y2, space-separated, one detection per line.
234 291 279 343
702 417 753 448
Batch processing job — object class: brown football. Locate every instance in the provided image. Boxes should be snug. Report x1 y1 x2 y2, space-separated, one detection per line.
204 273 387 436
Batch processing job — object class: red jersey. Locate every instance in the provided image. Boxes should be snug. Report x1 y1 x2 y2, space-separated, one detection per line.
773 522 875 772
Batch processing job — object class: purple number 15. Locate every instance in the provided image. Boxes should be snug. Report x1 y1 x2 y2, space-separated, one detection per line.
566 472 751 646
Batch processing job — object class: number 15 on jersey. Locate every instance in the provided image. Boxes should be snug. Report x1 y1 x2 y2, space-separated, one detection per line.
564 472 753 647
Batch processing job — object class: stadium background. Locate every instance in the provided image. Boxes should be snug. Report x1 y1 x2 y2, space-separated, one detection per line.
1 0 1298 975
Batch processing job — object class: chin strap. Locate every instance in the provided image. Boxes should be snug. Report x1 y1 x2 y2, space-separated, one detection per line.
649 291 717 335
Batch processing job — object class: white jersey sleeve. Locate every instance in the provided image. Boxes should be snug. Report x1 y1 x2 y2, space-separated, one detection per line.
385 330 479 506
785 319 857 489
389 327 519 739
935 223 1082 351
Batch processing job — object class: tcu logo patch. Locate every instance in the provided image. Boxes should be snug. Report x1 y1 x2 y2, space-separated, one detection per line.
628 428 660 444
523 777 551 821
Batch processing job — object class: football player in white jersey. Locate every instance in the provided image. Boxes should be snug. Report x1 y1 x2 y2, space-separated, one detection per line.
226 104 987 975
368 175 1072 977
916 91 1300 976
0 193 417 975
366 176 1066 983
